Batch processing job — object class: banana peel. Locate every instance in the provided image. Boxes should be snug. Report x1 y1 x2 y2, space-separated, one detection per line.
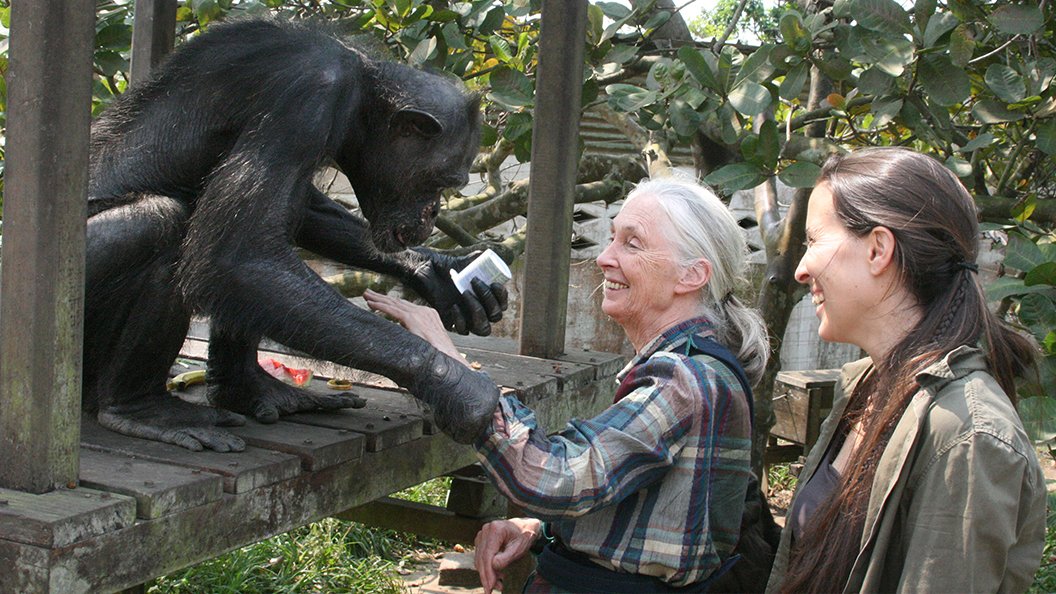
167 369 206 391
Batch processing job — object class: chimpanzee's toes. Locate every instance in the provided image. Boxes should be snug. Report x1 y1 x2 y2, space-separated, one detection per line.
184 427 246 452
252 400 281 424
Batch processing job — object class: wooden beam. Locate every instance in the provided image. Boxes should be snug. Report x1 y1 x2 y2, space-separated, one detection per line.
517 0 589 359
0 0 94 493
130 0 178 85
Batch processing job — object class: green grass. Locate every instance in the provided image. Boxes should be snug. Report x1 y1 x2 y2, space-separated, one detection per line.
148 477 452 594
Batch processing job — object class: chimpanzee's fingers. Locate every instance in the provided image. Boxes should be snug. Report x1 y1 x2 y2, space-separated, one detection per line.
461 289 492 336
470 278 504 323
448 304 468 335
490 281 509 311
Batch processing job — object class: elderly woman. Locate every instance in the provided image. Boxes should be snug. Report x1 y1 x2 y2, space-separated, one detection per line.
769 147 1046 593
364 178 770 593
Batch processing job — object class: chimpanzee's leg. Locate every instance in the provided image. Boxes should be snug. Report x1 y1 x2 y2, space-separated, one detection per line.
203 326 365 423
84 195 246 451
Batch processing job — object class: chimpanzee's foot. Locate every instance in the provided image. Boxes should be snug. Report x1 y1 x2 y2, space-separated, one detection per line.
207 366 366 424
98 394 248 452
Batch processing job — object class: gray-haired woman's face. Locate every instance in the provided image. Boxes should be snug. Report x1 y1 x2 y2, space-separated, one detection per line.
595 193 685 330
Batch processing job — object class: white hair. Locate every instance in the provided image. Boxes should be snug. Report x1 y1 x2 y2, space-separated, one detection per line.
625 177 770 385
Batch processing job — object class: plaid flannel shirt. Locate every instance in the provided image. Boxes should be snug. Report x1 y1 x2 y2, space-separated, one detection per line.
475 317 753 587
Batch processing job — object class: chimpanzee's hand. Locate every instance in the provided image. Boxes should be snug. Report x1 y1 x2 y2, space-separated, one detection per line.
407 248 509 336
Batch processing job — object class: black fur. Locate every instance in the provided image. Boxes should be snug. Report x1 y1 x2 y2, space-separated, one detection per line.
84 18 503 450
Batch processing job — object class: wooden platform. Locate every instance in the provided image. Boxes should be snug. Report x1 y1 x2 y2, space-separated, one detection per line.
0 334 624 593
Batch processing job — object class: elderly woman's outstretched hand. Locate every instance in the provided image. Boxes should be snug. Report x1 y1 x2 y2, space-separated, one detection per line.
363 289 468 366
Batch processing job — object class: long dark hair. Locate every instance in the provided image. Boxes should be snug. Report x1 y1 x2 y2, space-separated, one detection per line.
779 147 1037 593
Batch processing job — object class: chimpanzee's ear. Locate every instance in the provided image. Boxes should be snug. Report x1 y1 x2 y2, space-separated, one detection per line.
391 109 444 138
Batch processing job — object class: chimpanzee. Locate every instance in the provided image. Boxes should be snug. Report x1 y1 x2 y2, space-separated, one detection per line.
84 17 505 450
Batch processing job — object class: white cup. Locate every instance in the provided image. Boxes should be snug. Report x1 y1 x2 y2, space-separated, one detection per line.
450 249 512 294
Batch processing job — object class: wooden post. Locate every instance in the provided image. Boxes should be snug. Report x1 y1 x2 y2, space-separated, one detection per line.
130 0 178 85
0 0 95 493
517 0 588 359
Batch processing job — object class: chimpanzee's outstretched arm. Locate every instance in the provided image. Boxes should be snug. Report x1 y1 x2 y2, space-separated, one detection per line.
175 98 498 443
295 186 506 334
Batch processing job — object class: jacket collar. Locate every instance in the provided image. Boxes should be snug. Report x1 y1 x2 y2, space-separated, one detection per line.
616 316 716 382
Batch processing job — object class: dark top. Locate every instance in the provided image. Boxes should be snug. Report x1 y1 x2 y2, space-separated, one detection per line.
787 435 843 541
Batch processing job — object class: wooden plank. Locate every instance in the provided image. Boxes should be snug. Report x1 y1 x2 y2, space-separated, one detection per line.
0 0 95 493
227 420 366 471
0 538 49 594
78 449 223 519
80 420 301 494
459 346 594 395
286 390 424 453
39 433 482 593
336 497 488 545
518 0 589 358
129 0 177 85
774 369 840 389
0 487 135 548
452 334 627 380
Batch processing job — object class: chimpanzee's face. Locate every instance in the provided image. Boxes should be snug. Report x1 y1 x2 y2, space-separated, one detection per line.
341 74 480 253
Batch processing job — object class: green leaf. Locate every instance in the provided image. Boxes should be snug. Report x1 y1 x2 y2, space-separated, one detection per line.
1006 234 1048 273
489 35 513 63
918 55 969 106
989 4 1044 35
860 32 915 77
728 81 772 116
502 112 533 141
407 36 437 66
985 276 1055 301
0 7 9 29
852 0 912 35
959 133 995 153
922 11 958 47
1019 293 1056 344
943 155 972 178
1026 263 1056 288
678 46 721 92
779 61 809 101
735 44 775 87
870 94 903 128
948 24 975 67
779 12 811 53
596 1 630 20
669 100 703 138
605 44 639 65
1036 119 1056 155
479 123 498 147
814 54 853 81
858 67 893 96
971 100 1025 123
703 163 767 193
604 83 657 112
643 10 672 31
778 161 822 188
985 64 1027 104
478 6 506 35
758 120 780 171
489 67 535 109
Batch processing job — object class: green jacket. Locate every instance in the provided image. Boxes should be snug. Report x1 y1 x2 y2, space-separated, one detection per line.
766 346 1047 593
